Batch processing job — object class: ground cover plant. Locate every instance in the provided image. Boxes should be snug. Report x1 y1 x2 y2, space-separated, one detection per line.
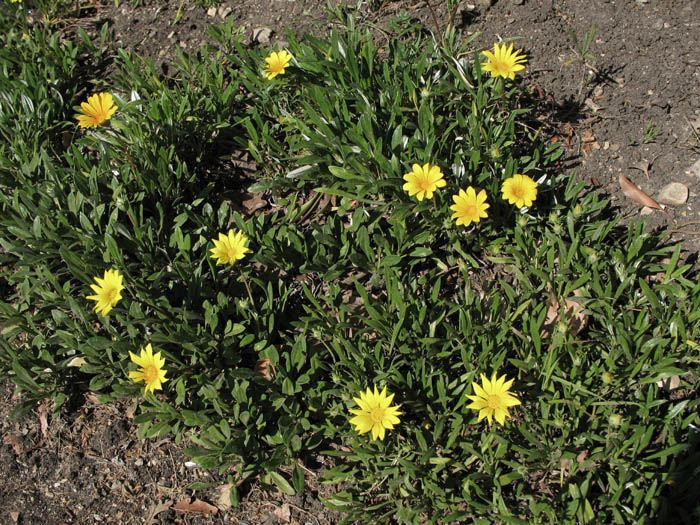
1 1 700 523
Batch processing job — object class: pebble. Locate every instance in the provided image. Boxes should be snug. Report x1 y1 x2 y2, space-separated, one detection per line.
657 182 689 206
206 6 216 17
251 27 272 45
640 206 655 216
687 158 700 178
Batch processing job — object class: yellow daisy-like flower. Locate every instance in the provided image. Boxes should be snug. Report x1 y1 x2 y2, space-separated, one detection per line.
264 50 293 80
466 372 521 425
402 163 447 201
76 92 118 128
209 229 252 266
349 386 402 441
481 42 528 80
450 187 490 226
128 343 168 395
501 173 538 208
86 269 124 316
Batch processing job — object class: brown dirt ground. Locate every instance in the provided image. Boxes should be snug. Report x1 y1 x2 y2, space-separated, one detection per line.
2 0 699 523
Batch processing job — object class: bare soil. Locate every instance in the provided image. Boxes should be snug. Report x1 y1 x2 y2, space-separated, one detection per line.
2 0 699 523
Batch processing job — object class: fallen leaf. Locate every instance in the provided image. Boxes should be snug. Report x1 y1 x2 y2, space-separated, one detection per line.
576 450 588 463
582 129 596 143
172 497 219 517
541 289 588 338
254 358 275 381
619 173 662 210
656 375 681 391
629 160 651 180
214 484 233 511
145 500 172 525
242 193 267 213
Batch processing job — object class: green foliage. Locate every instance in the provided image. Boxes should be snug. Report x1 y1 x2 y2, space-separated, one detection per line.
0 5 699 525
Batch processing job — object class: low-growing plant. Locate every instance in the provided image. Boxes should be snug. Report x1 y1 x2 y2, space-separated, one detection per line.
0 3 699 524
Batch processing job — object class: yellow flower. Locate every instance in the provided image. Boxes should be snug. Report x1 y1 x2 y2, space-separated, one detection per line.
129 343 168 395
450 187 489 226
76 92 118 128
86 269 124 316
501 173 538 208
349 386 402 441
481 42 528 80
264 50 293 80
402 163 446 201
209 229 252 266
466 372 521 425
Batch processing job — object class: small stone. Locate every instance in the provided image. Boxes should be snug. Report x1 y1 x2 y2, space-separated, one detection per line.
251 27 272 45
652 19 664 30
218 6 232 18
687 158 700 178
640 206 655 216
207 6 216 17
657 182 689 206
610 143 621 152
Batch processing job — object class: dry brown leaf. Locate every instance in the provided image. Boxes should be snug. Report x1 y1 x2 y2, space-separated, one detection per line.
214 483 233 511
273 503 291 523
576 450 588 463
630 160 651 180
619 173 662 209
172 497 219 517
541 289 588 338
582 129 596 143
254 358 275 381
145 500 172 525
242 193 267 213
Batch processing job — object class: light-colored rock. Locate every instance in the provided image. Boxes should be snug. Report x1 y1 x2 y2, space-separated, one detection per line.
207 6 216 17
657 182 689 206
687 158 700 178
251 27 272 45
640 206 655 216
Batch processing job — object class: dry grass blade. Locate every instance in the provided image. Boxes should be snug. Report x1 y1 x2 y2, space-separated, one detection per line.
619 173 662 210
